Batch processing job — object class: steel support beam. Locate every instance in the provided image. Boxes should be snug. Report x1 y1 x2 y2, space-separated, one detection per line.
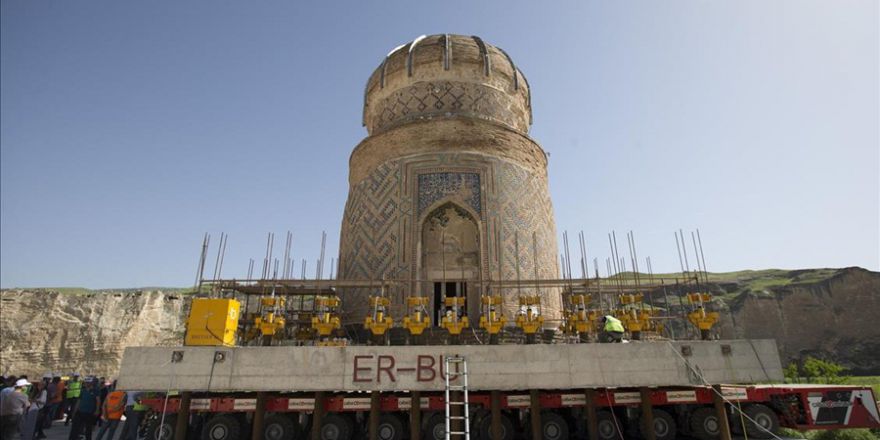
584 388 599 440
175 391 191 440
410 391 421 440
530 389 541 440
640 387 656 440
251 392 266 440
369 391 381 440
491 390 502 440
311 391 325 440
712 385 733 440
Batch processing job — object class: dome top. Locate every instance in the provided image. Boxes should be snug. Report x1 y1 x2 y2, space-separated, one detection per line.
362 34 532 135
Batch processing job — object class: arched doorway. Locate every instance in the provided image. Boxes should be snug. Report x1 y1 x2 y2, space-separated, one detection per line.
420 202 481 322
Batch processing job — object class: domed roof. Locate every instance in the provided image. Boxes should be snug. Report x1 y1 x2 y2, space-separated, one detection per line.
362 34 532 135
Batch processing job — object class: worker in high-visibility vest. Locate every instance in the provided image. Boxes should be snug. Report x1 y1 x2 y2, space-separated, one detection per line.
50 376 65 422
118 390 144 440
95 387 126 440
63 373 82 426
600 315 625 343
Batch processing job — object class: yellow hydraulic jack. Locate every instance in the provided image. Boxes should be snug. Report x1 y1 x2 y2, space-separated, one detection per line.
564 294 596 342
440 296 469 343
686 292 719 340
515 296 544 344
402 296 430 343
364 296 393 345
254 296 286 346
616 293 657 340
478 295 507 344
312 295 343 345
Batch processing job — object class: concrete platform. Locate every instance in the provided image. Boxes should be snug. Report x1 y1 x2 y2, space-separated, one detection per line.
117 340 783 392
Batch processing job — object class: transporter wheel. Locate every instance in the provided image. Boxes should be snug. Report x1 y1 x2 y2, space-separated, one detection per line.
202 414 242 440
689 407 721 440
145 414 177 440
743 404 780 439
263 413 300 440
527 412 568 440
320 413 354 440
476 412 515 440
424 413 448 440
595 410 620 440
639 409 676 440
374 413 405 440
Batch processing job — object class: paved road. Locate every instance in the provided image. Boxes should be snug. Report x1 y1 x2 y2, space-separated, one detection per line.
33 419 130 440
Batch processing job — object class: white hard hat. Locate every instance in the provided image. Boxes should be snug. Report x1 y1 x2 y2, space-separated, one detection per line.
15 379 29 387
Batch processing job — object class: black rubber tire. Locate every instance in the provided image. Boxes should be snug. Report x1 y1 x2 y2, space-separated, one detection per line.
423 413 447 440
743 404 780 439
263 413 300 440
689 407 721 440
476 412 515 440
595 410 621 440
145 414 177 440
640 409 676 440
374 413 405 440
320 413 354 440
201 414 242 440
536 412 569 440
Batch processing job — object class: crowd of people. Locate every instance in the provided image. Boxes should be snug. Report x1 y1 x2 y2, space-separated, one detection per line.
0 373 145 440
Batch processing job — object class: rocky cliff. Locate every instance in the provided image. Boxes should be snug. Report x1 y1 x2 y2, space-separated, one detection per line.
718 267 880 375
1 267 877 378
650 267 880 375
0 289 188 378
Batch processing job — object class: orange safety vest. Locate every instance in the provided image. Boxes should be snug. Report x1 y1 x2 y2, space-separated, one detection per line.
103 391 127 420
51 382 66 404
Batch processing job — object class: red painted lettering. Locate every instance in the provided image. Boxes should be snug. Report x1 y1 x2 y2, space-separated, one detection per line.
353 355 373 383
417 355 436 382
377 355 396 383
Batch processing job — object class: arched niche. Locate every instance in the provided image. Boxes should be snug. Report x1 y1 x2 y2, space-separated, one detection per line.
419 202 481 321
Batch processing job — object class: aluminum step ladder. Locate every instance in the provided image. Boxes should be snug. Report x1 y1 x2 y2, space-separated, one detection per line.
444 355 470 440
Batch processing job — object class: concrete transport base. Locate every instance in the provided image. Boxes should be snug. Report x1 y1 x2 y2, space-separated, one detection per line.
117 339 782 392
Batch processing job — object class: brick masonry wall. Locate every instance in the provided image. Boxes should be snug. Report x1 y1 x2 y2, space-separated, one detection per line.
338 149 561 324
340 34 560 327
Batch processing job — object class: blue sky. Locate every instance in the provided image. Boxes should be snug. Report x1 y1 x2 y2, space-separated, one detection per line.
1 1 877 288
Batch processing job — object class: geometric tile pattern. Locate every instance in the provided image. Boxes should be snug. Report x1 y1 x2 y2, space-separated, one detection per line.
369 81 529 134
417 172 481 216
338 161 400 282
491 162 562 317
339 153 562 322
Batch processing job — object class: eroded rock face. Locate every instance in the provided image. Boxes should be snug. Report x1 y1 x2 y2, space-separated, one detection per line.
719 268 880 375
0 290 187 378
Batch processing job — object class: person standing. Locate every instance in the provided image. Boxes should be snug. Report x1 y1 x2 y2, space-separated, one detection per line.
94 387 125 440
0 379 31 440
94 378 108 429
51 376 65 424
117 390 143 440
21 380 46 440
0 376 17 416
67 379 101 440
63 374 81 426
42 376 61 430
